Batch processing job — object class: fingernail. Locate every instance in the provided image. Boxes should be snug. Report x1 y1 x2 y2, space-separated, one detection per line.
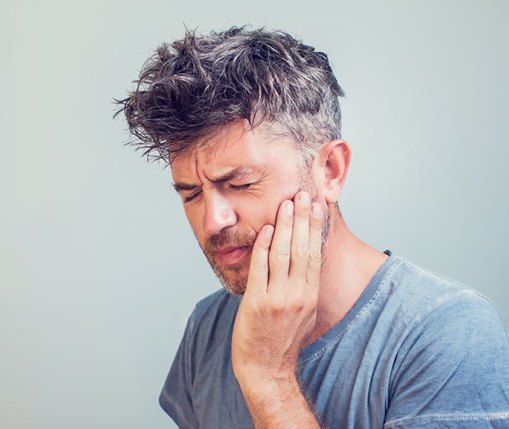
264 225 274 239
300 192 310 207
312 204 322 217
285 201 294 215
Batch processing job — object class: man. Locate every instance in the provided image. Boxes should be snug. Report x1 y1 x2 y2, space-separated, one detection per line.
116 27 509 428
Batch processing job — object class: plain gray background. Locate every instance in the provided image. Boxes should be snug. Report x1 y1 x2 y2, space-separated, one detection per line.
1 0 508 428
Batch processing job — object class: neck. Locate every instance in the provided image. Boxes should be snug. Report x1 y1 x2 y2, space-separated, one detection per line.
304 205 389 346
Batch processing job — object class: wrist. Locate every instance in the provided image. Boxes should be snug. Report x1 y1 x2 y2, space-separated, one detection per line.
235 363 297 391
238 368 300 402
237 371 320 428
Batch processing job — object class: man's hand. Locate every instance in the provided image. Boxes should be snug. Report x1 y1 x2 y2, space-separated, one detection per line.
231 191 324 428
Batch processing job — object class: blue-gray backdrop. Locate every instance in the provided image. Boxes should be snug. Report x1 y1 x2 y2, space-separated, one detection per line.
1 1 508 428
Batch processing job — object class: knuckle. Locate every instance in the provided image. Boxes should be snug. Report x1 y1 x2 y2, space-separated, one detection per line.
251 258 268 273
269 298 287 315
309 246 322 261
274 248 291 263
290 299 305 312
291 244 309 258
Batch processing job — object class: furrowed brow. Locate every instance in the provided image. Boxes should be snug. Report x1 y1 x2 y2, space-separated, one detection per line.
172 167 257 193
209 167 256 183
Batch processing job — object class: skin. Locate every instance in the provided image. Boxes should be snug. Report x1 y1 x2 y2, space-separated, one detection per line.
171 119 389 428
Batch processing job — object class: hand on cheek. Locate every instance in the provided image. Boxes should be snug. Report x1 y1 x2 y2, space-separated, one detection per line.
231 191 324 385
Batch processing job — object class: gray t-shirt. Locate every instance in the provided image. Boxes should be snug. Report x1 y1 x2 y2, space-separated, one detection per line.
159 252 509 428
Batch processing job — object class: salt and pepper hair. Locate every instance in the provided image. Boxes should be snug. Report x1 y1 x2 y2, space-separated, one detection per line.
115 26 345 166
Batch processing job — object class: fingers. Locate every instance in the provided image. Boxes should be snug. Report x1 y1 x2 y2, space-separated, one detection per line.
246 225 274 297
289 192 310 279
268 200 294 284
248 191 324 297
268 191 323 288
307 203 323 288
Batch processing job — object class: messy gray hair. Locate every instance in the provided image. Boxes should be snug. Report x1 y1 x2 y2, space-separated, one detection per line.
114 26 345 165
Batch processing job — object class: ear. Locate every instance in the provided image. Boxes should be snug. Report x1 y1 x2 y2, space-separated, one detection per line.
313 139 351 204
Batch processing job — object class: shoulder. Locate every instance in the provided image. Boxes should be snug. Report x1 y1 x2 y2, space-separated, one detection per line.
385 256 509 361
381 256 504 329
383 256 509 426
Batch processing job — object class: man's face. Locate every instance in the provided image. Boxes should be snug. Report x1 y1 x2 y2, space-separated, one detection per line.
171 120 328 295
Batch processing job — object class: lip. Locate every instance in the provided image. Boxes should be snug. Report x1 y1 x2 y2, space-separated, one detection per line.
215 246 251 266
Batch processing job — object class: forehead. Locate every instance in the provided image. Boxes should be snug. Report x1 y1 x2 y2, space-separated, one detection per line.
171 121 302 181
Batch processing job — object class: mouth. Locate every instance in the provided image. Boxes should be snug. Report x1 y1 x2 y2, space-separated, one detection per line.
214 246 251 266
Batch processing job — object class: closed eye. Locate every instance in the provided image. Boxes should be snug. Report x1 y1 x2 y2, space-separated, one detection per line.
183 190 202 203
183 183 254 202
228 183 253 191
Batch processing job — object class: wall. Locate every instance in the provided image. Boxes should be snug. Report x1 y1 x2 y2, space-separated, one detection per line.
1 1 508 428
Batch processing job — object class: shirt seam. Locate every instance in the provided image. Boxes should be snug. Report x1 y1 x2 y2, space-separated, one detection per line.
383 411 509 428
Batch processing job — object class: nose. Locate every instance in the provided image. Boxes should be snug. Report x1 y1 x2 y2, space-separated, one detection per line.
202 189 238 236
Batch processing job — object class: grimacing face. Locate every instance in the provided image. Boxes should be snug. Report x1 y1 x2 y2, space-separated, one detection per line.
171 121 330 295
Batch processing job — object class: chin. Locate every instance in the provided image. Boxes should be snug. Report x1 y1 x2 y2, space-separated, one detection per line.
222 283 246 296
219 274 247 296
210 263 248 296
205 258 249 296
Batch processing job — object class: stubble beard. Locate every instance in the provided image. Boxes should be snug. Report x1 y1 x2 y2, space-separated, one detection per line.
197 173 331 296
197 204 331 296
200 229 257 296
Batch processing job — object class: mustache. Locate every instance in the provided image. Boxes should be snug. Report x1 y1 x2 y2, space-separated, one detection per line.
204 229 257 253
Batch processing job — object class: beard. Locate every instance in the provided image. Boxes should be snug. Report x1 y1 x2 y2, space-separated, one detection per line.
197 178 332 296
197 209 331 296
199 228 257 295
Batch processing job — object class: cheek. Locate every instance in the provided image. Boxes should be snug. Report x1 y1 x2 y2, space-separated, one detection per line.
234 197 271 234
264 200 281 227
249 188 296 229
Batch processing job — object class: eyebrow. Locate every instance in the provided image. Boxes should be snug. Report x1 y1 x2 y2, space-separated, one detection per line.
172 167 257 193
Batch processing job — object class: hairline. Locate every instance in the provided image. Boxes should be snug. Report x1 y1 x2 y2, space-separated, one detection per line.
168 118 321 168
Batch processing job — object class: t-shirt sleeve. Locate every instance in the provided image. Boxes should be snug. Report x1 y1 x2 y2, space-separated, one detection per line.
384 290 509 429
159 313 200 429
